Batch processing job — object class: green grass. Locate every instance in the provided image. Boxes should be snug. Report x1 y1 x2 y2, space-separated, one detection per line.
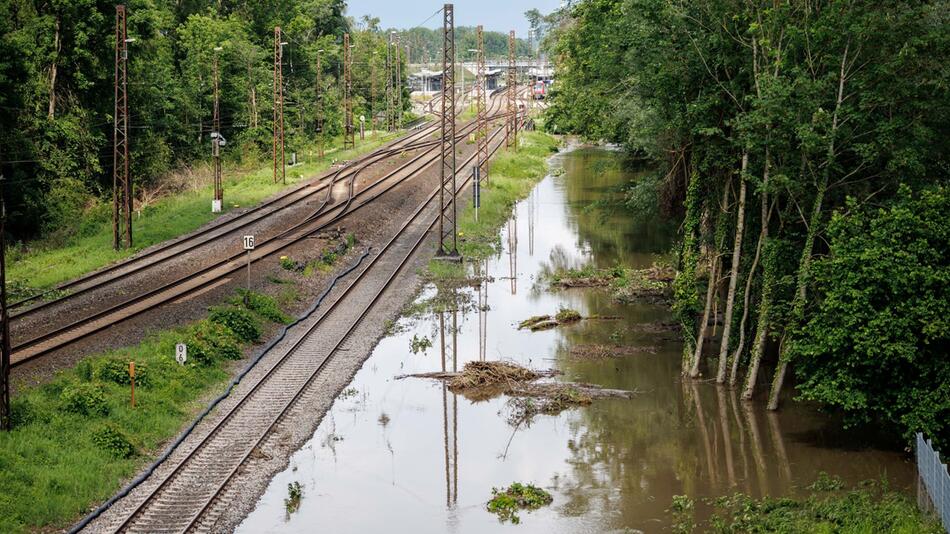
0 289 293 533
427 130 559 279
671 474 943 534
8 133 402 296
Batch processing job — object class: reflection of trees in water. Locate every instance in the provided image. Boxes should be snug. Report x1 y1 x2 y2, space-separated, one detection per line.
560 148 675 266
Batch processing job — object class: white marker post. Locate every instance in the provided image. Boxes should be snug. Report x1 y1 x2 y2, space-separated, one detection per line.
243 235 255 296
175 343 187 365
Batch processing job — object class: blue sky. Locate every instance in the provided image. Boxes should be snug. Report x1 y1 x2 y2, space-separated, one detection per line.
346 0 562 36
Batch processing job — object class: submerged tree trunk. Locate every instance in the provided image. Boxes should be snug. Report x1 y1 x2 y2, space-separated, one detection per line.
729 217 764 386
742 238 776 401
717 152 748 382
690 184 731 378
767 42 849 410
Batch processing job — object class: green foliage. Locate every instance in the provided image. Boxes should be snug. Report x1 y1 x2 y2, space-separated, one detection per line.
486 482 553 524
208 306 261 343
684 478 942 533
234 289 293 325
409 334 432 354
792 186 950 445
284 481 303 515
95 358 150 388
59 383 108 417
555 308 581 323
188 321 243 364
91 425 136 459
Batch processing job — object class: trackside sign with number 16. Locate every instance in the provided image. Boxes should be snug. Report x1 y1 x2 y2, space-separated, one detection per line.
243 235 255 250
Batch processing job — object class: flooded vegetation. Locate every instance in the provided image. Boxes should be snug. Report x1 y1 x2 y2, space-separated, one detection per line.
237 147 916 532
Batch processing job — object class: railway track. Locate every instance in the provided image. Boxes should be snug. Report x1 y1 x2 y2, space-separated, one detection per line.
11 93 512 367
100 114 514 534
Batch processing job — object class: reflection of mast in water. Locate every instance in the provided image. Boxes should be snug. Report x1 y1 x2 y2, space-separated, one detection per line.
528 188 536 256
477 259 488 362
439 307 459 507
507 212 518 295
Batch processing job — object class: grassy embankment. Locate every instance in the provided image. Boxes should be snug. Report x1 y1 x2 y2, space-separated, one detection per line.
0 233 358 532
426 129 559 280
671 474 942 533
0 289 293 533
8 132 400 295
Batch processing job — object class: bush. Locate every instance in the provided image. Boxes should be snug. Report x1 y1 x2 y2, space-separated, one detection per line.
60 383 108 416
209 306 261 342
94 358 150 387
792 186 950 445
188 321 243 364
234 289 292 324
91 425 135 459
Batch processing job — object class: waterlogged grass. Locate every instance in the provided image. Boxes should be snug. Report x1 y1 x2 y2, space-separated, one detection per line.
487 482 553 524
428 130 559 277
8 134 401 295
671 474 943 533
0 289 291 533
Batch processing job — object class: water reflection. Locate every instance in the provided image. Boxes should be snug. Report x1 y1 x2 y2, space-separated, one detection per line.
236 146 914 534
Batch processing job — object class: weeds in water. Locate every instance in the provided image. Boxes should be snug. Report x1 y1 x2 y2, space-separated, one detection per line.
284 481 303 515
487 482 553 524
339 387 358 399
555 307 582 323
410 334 432 354
378 412 391 427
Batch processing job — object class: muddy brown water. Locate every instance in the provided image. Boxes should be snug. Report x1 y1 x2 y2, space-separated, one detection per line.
236 146 914 533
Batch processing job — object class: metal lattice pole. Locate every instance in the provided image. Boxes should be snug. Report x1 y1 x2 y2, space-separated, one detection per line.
370 51 377 135
316 49 324 157
386 33 393 131
476 25 489 186
212 49 223 211
113 5 132 250
0 175 9 431
395 34 402 130
506 30 517 151
273 26 285 184
437 4 459 259
343 32 355 150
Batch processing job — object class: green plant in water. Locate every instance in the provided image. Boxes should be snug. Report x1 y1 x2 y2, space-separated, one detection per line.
487 482 553 524
555 307 582 323
284 481 303 515
410 334 432 354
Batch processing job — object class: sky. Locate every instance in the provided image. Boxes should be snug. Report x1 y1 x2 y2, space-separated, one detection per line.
346 0 562 36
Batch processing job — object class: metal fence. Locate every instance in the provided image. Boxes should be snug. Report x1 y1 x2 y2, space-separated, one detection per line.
917 433 950 532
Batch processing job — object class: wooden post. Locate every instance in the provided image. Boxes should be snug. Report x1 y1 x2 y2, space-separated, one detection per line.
129 360 135 408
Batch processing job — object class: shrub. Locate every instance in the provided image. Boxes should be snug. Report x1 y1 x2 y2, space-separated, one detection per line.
209 306 261 342
234 289 292 324
279 255 296 271
92 424 135 459
487 483 553 524
60 383 108 416
95 358 151 387
188 322 243 364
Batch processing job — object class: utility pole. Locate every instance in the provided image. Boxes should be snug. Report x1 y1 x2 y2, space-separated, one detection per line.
394 34 402 130
370 50 377 136
272 27 286 184
506 30 517 151
343 32 355 150
211 47 223 212
436 3 459 260
315 49 324 157
386 32 394 131
113 4 132 250
0 173 9 431
476 25 489 186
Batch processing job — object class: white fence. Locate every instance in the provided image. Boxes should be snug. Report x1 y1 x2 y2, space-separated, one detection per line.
917 433 950 532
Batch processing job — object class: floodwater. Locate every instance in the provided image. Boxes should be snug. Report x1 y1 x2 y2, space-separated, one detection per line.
237 146 914 533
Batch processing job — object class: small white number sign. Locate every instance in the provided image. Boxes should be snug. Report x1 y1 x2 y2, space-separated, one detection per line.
243 235 255 250
175 343 187 365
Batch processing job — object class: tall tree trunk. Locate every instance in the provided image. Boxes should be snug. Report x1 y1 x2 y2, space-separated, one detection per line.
766 41 849 410
716 152 748 382
729 217 765 386
677 166 703 375
48 16 61 120
690 184 730 378
741 238 776 401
